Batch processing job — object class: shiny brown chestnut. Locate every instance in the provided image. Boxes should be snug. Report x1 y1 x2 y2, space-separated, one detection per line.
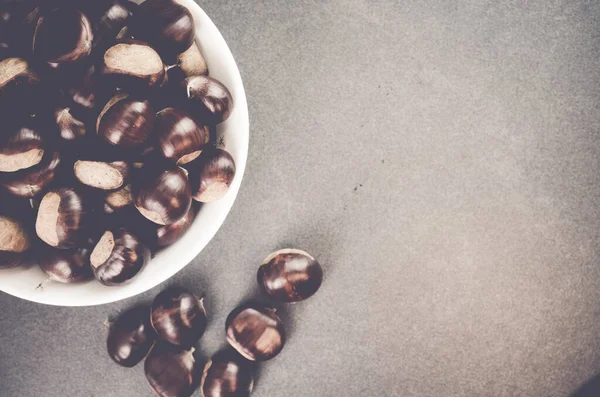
89 0 136 52
151 287 207 348
178 76 233 124
188 148 235 203
107 306 156 368
35 187 93 249
155 204 196 247
156 107 210 165
32 8 93 66
74 160 129 191
201 350 255 397
97 93 156 148
0 58 40 109
103 184 133 214
226 302 286 361
129 0 195 62
90 227 150 286
0 120 45 173
0 215 31 269
258 249 323 303
54 106 88 141
38 247 93 284
100 40 165 91
66 64 102 113
132 162 191 225
145 343 200 397
0 151 61 198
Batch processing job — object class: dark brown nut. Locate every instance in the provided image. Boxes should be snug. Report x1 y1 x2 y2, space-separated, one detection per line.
90 227 150 286
0 151 61 198
155 204 196 247
35 187 94 249
32 8 93 65
156 107 210 165
0 120 45 173
99 40 165 91
258 249 323 303
132 162 191 225
188 148 235 203
107 306 156 368
38 247 93 284
177 76 233 124
226 302 286 361
97 93 156 148
129 0 195 62
201 350 255 397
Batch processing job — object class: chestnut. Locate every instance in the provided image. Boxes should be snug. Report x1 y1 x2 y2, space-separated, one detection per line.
132 162 191 225
156 108 210 165
145 343 200 397
178 76 233 124
35 187 94 249
129 0 195 62
0 58 40 109
100 40 165 91
0 151 61 198
257 249 323 303
0 215 31 269
89 0 136 52
201 350 255 397
74 160 129 191
66 64 104 113
97 93 156 148
151 287 207 348
226 302 286 361
155 204 196 247
54 106 88 141
0 120 45 173
38 247 93 284
166 43 208 86
90 227 150 286
188 148 235 203
32 8 93 66
103 184 133 214
107 306 156 368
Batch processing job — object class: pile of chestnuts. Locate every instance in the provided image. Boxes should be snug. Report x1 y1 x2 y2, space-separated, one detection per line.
0 0 237 287
106 249 323 396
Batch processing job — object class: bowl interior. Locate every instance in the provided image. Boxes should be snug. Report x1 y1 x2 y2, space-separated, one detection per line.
0 0 249 306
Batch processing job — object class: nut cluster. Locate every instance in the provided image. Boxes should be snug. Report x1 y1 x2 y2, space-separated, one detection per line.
106 249 323 396
0 0 237 287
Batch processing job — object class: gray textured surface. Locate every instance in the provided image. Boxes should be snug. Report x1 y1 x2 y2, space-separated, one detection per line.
2 0 600 396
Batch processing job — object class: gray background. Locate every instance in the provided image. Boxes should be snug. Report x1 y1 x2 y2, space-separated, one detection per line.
2 0 600 396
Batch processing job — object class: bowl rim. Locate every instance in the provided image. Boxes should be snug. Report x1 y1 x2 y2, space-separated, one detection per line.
0 0 249 306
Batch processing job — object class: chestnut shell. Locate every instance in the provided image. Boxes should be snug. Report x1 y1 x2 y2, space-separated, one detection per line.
132 161 192 225
91 227 150 286
107 306 156 368
178 76 233 124
257 249 323 303
97 93 156 148
38 247 93 283
201 350 255 397
129 0 195 62
0 151 61 198
225 302 286 361
0 120 46 173
156 107 210 165
188 148 236 203
151 287 207 348
35 187 94 249
145 343 200 397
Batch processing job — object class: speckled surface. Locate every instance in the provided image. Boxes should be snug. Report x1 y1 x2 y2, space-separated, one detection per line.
2 1 600 396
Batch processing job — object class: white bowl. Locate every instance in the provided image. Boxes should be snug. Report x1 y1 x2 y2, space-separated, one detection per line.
0 0 249 306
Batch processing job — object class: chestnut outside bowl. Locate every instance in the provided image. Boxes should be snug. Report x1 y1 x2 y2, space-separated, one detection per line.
0 0 249 306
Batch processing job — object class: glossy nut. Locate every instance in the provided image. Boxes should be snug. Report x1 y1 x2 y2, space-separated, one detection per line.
225 302 286 361
145 343 200 397
188 148 235 203
90 227 150 286
257 249 323 303
0 120 45 173
97 93 156 148
156 107 210 165
201 350 255 397
107 306 156 368
38 247 93 284
178 76 233 124
0 151 61 198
